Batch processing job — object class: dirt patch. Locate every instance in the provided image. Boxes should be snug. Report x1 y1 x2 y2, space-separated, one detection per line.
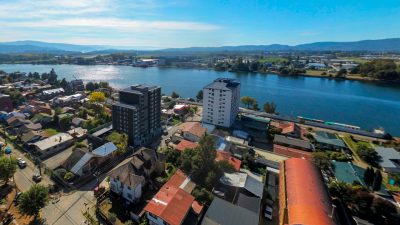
0 185 33 225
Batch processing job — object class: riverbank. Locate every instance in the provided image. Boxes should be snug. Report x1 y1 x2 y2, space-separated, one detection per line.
2 62 399 84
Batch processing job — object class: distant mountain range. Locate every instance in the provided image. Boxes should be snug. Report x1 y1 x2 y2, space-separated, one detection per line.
0 38 400 54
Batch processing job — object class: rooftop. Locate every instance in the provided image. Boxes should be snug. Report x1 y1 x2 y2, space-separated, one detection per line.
274 134 314 151
179 122 207 138
313 131 347 148
216 151 241 171
175 139 199 152
201 197 259 225
92 142 118 157
283 158 335 225
144 170 196 225
204 78 240 91
375 146 400 169
34 132 74 151
121 84 160 95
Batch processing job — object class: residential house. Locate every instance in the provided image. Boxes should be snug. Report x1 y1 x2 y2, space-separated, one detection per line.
41 88 65 100
201 197 259 225
273 144 313 160
216 151 242 171
270 121 301 138
178 122 207 142
375 147 400 173
108 148 165 204
144 170 202 225
175 139 199 152
15 122 42 135
64 142 118 177
312 131 347 151
19 130 43 145
0 94 13 112
274 134 314 152
33 132 74 159
219 170 264 199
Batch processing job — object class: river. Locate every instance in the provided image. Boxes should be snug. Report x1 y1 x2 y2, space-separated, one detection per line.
1 64 400 136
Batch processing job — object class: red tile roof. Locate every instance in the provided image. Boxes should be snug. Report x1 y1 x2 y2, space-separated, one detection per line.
144 170 195 225
283 158 335 225
191 201 204 215
273 144 312 160
179 122 207 138
175 140 199 152
216 151 242 171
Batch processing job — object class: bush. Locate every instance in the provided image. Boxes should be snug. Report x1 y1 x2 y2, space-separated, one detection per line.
192 188 214 205
53 168 67 178
108 212 117 223
64 172 74 182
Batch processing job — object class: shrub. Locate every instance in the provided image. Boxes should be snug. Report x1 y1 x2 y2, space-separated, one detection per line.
64 172 74 182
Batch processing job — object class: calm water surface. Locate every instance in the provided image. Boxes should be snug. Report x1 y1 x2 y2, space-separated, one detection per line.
1 64 400 136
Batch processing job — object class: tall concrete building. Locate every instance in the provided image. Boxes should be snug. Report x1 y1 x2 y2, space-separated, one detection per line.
112 84 161 146
202 78 240 127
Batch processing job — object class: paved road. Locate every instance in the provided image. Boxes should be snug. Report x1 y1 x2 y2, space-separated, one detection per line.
42 174 106 225
0 136 53 192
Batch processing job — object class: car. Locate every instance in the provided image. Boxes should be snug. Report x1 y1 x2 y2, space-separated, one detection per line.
264 205 273 220
32 174 42 183
13 192 22 205
17 158 27 169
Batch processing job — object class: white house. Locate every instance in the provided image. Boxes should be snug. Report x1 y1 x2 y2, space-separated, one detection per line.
202 78 240 128
108 148 165 204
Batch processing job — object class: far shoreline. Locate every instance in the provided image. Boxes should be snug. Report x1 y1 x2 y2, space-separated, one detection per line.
1 62 400 85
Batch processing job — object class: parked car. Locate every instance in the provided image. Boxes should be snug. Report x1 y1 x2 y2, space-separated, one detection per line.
264 205 273 220
32 174 42 183
17 158 27 169
13 192 22 205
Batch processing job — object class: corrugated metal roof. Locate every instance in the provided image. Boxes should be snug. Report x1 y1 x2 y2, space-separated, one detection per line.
92 142 117 157
70 153 93 174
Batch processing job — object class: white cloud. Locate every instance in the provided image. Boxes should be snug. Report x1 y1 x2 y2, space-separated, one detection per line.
0 18 220 32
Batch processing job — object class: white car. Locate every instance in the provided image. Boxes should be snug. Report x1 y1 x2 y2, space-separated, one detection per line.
264 205 273 220
17 158 27 169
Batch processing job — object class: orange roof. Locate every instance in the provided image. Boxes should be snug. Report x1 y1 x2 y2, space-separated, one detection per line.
179 122 207 138
144 170 195 225
191 201 204 215
175 140 199 152
273 144 312 160
271 121 296 134
284 158 335 225
216 151 242 171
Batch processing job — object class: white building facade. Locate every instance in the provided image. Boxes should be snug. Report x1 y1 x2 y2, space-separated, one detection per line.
202 78 240 128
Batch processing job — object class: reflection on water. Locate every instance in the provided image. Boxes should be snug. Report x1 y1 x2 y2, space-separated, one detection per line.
1 64 400 135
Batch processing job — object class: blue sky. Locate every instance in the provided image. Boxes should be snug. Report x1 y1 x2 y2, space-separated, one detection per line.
0 0 399 49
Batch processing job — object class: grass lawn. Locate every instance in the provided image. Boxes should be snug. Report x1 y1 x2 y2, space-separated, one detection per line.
341 135 373 168
305 70 329 76
44 128 59 136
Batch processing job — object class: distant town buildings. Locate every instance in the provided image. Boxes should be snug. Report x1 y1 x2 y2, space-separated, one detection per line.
112 84 161 146
202 78 240 128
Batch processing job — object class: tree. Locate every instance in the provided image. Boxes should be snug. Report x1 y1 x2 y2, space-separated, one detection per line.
252 103 260 111
336 69 347 78
85 81 96 92
0 156 17 184
240 96 256 109
196 90 203 101
171 91 180 98
363 167 375 187
59 115 72 130
106 131 128 154
89 91 106 103
60 78 68 89
312 152 331 170
18 184 49 219
356 144 380 166
263 102 277 114
372 170 382 191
